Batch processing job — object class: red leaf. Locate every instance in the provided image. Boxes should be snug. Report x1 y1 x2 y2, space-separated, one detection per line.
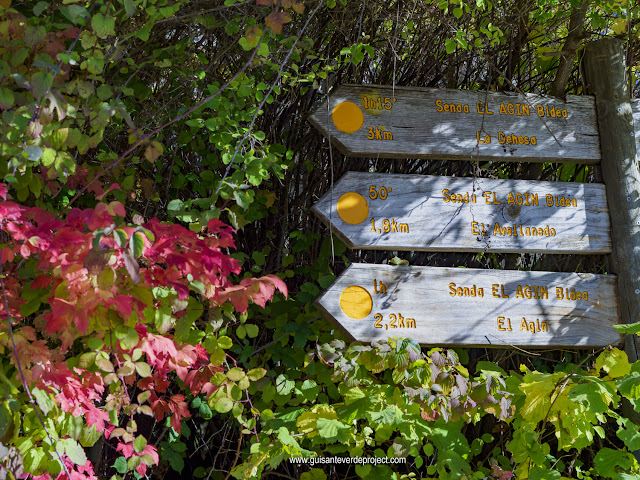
257 0 274 4
265 11 292 34
108 201 126 217
0 183 7 200
95 183 121 201
117 441 135 459
113 295 134 318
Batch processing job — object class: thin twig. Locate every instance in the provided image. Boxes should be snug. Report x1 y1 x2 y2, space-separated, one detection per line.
0 262 72 478
68 26 265 208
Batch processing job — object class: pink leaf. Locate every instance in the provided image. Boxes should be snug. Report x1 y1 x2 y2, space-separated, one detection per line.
95 183 121 201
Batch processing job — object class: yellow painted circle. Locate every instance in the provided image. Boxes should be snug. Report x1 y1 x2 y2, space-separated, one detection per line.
337 192 369 225
332 101 364 134
339 286 373 319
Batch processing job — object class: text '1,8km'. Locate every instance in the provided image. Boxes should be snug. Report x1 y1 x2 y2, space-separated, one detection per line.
314 264 621 348
311 172 611 254
308 85 600 163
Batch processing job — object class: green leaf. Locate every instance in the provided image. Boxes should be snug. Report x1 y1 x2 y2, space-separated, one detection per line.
41 148 56 166
300 468 327 480
476 361 507 377
60 5 89 24
214 396 233 413
0 404 12 439
218 336 233 349
615 322 640 334
227 367 246 382
316 418 350 441
275 374 295 395
596 347 631 378
96 84 112 100
133 435 147 454
61 438 87 466
245 324 259 338
236 325 246 339
23 448 46 472
31 71 53 99
155 306 174 333
297 379 320 403
617 416 640 451
114 229 128 247
114 456 127 474
445 38 456 54
529 467 561 480
130 231 144 258
24 26 46 47
135 362 151 377
32 387 55 415
91 13 116 38
0 87 14 110
247 368 266 381
124 0 135 17
20 297 41 317
33 1 50 16
368 406 398 424
594 448 634 478
167 199 184 216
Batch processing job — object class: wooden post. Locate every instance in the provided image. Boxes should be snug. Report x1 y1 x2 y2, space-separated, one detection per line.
583 39 640 363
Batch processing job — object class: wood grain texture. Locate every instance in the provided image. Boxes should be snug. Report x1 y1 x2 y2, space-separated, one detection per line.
309 85 601 163
315 264 621 347
585 39 640 362
312 172 612 254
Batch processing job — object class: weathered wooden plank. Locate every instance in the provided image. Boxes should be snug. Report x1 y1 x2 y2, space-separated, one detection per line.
312 172 611 254
315 264 621 347
309 85 601 163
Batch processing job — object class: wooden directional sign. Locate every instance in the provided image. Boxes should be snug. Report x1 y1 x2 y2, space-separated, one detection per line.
315 264 621 347
312 172 612 254
309 85 600 163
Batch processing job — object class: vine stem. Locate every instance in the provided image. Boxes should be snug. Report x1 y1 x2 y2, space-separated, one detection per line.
214 0 324 195
0 253 72 478
540 345 609 433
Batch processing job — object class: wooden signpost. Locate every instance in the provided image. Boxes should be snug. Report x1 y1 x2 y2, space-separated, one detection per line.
312 172 612 254
314 264 621 347
308 42 637 348
308 85 600 163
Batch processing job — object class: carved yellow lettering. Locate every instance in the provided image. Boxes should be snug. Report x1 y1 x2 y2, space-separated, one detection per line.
531 193 539 206
497 316 506 331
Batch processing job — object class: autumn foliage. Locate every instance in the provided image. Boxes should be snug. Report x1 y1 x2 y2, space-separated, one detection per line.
0 184 286 478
